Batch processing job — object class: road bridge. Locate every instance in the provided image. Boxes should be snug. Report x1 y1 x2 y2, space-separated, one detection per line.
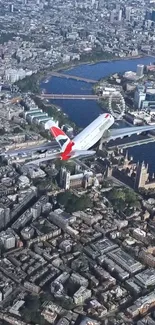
39 94 99 100
108 136 155 150
50 71 97 83
39 93 121 100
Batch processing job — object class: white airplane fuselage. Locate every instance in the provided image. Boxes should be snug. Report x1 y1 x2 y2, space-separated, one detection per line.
4 110 155 164
72 113 114 151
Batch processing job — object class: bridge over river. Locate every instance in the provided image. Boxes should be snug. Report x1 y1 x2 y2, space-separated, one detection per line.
39 91 122 100
48 71 97 83
39 94 99 100
108 136 155 150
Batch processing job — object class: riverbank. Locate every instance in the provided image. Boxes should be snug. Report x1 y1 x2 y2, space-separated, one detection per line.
41 54 146 83
32 95 81 132
15 52 152 93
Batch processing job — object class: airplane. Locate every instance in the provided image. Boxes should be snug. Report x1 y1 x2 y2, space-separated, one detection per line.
2 112 155 165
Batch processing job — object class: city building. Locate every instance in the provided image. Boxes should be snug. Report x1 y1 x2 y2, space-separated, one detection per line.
136 65 144 78
107 248 144 274
127 291 155 318
60 167 103 190
73 286 92 304
125 7 131 21
134 86 146 109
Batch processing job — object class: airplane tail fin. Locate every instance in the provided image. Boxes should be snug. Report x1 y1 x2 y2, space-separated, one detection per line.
45 119 74 153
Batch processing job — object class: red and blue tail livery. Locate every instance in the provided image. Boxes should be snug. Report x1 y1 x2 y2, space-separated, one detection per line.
4 112 155 164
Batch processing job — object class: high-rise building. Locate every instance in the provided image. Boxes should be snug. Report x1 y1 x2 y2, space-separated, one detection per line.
145 10 152 21
64 171 70 190
145 90 155 102
152 10 155 22
134 86 146 109
0 209 5 230
110 10 115 23
1 51 4 60
116 4 120 11
136 64 144 77
118 9 122 22
4 208 10 227
125 7 131 21
9 4 14 12
73 286 91 305
60 167 66 187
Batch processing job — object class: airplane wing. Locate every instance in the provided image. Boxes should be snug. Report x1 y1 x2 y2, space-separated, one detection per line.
1 141 59 156
25 152 61 165
25 150 96 165
107 125 155 141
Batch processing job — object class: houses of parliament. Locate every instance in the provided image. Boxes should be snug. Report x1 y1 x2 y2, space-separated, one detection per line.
109 149 155 190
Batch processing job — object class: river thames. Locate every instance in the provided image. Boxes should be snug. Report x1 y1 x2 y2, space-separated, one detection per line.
40 56 155 173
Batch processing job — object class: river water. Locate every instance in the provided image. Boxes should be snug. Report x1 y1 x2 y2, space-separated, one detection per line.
40 56 155 173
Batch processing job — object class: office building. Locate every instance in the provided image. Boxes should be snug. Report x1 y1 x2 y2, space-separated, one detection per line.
110 10 115 23
125 7 131 21
21 227 35 240
29 113 48 123
0 208 5 230
4 208 10 228
73 286 91 304
127 291 155 318
24 109 43 119
145 10 152 21
134 268 155 288
136 64 144 78
9 4 14 12
134 86 146 109
1 51 4 60
91 0 96 6
71 273 88 287
116 4 120 11
56 318 69 325
146 89 155 102
107 248 144 274
5 68 27 83
79 317 100 325
118 9 122 22
0 230 16 250
152 10 155 22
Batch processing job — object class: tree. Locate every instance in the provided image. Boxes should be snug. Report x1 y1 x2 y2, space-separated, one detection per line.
107 187 140 212
57 190 72 206
108 188 126 201
25 294 41 311
68 195 93 213
21 309 32 323
124 188 139 206
21 294 43 325
57 191 93 213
